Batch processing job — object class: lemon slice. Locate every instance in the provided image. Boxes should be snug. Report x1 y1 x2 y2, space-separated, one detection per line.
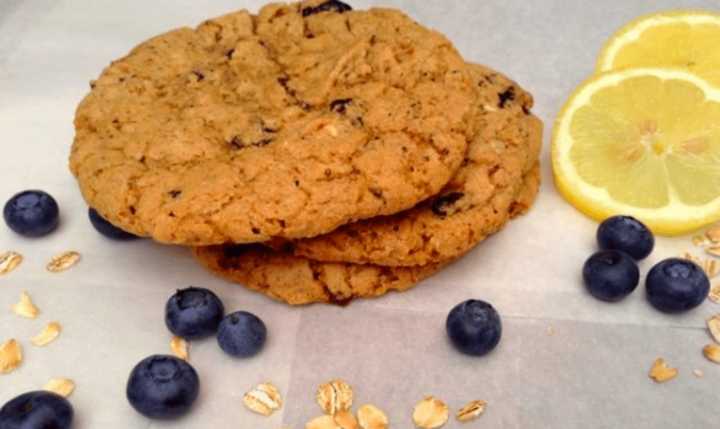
597 10 720 87
553 68 720 235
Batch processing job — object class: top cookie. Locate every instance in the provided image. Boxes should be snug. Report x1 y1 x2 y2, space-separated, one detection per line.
70 0 476 245
289 64 543 266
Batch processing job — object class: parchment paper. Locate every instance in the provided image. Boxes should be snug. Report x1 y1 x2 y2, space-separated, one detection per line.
1 1 718 428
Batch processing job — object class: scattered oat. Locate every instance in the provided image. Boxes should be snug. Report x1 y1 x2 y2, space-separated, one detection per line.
31 322 62 347
357 404 388 429
693 369 704 378
0 339 22 374
693 235 710 247
649 358 678 383
306 415 340 429
703 344 720 364
707 246 720 258
243 382 283 416
43 378 75 397
12 291 39 319
317 379 353 415
334 410 359 429
456 400 487 422
0 251 23 276
170 336 189 361
682 253 718 278
412 396 449 429
707 315 720 344
706 225 720 243
710 284 720 304
704 259 719 279
46 251 81 273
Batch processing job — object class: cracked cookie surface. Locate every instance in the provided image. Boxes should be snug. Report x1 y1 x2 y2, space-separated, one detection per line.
192 166 539 305
70 0 476 245
289 64 543 266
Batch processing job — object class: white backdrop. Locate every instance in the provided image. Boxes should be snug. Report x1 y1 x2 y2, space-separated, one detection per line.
0 1 718 428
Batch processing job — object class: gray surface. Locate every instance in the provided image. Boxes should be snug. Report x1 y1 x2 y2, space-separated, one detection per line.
0 1 718 428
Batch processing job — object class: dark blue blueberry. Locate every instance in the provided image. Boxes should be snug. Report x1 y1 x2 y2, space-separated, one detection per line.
0 391 73 429
431 192 464 217
582 250 640 302
165 287 224 340
217 311 267 358
3 190 59 237
126 355 199 419
646 258 710 313
446 300 502 356
88 208 139 240
302 0 352 17
597 215 654 260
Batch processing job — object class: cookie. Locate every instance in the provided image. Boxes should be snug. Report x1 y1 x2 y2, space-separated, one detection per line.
192 244 444 306
192 166 539 306
510 163 541 218
288 64 543 266
70 0 477 245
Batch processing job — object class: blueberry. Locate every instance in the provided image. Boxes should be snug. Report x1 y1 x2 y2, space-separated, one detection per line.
165 287 224 340
3 190 59 237
217 311 267 358
88 208 139 240
646 258 710 313
446 300 502 356
302 0 352 17
0 391 73 429
126 355 199 419
582 250 640 302
597 215 654 260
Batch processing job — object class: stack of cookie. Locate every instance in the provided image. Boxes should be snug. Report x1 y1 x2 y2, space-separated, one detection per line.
69 0 542 305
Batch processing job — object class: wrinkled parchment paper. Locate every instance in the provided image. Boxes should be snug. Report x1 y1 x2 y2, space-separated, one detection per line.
1 1 718 427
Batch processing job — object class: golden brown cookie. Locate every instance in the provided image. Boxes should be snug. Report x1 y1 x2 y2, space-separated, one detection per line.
192 244 443 306
192 166 539 306
288 64 543 266
70 0 477 245
510 163 541 218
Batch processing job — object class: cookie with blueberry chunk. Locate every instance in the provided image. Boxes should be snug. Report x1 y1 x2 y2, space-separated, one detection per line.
191 166 539 306
70 0 477 245
288 64 543 267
